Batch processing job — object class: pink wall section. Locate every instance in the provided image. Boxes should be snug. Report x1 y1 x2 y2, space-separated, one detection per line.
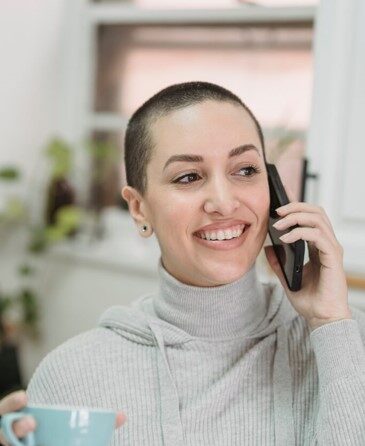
120 48 313 130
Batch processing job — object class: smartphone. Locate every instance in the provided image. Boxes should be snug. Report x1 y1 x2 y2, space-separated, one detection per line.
266 163 305 292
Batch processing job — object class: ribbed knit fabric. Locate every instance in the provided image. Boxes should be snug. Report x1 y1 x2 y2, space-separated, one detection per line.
26 256 365 445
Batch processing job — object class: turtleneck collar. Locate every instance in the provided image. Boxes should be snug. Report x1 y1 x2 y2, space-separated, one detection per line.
152 256 268 339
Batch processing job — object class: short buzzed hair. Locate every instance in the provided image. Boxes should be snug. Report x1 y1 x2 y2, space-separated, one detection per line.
124 81 266 196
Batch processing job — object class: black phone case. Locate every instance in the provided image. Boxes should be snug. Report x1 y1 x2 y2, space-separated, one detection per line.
266 163 304 291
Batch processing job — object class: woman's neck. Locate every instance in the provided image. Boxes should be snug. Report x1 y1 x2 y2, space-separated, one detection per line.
153 256 268 339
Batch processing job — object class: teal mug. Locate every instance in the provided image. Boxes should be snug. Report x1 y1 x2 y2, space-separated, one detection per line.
0 404 117 446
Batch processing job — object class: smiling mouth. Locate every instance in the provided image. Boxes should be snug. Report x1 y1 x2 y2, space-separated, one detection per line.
193 225 248 241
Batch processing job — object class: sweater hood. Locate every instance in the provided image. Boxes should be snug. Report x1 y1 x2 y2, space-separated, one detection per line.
99 257 299 445
99 260 298 345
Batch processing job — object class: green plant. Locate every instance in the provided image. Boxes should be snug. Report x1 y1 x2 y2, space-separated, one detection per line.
0 138 84 345
86 139 120 184
45 138 73 179
0 134 129 343
86 138 121 213
0 165 38 343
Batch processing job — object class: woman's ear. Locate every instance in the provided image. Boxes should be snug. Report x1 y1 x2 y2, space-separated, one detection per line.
121 186 149 226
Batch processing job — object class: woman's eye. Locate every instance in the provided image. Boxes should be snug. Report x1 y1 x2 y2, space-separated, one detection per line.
173 165 261 185
173 173 200 184
237 165 261 177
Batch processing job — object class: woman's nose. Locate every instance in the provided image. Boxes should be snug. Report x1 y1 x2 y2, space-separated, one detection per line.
203 177 240 215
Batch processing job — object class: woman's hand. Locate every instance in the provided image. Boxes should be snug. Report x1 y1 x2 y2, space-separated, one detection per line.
264 198 352 331
0 390 127 446
0 390 35 446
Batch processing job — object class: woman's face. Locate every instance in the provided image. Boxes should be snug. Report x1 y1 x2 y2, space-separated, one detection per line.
123 100 270 286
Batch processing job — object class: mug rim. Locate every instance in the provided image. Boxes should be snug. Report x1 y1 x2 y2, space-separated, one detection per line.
26 404 116 414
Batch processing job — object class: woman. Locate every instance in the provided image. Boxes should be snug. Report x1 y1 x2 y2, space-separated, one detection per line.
1 81 365 445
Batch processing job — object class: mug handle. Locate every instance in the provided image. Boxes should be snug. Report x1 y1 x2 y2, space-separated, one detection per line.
1 412 35 446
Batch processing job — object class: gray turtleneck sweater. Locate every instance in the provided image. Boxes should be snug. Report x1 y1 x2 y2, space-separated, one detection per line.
27 258 365 445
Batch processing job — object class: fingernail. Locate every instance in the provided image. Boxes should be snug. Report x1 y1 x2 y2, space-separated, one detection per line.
272 220 283 228
279 233 289 241
117 412 127 424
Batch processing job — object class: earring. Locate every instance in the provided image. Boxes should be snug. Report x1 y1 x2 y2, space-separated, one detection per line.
141 224 148 232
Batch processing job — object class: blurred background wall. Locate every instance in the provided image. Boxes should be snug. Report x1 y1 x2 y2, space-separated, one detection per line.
0 0 364 395
0 1 66 191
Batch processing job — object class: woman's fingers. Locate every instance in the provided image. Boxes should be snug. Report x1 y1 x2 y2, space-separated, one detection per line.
0 390 36 446
0 390 125 444
0 415 36 441
277 201 334 230
273 211 336 245
0 418 36 446
279 226 341 269
0 390 27 415
115 411 127 428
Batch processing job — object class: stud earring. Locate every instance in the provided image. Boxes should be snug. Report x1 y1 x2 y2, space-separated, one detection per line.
141 224 148 232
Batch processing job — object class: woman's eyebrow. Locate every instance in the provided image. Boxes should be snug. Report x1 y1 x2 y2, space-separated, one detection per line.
163 144 260 172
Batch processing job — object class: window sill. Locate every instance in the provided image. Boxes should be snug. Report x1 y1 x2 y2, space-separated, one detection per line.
47 209 161 278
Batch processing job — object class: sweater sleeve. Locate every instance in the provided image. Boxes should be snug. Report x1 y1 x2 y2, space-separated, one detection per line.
26 328 108 406
26 350 68 405
309 315 365 445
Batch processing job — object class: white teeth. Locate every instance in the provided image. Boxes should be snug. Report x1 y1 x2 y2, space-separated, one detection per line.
196 224 245 241
217 231 225 241
223 231 233 240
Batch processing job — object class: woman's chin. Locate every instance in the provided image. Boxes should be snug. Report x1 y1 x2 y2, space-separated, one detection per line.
197 263 251 286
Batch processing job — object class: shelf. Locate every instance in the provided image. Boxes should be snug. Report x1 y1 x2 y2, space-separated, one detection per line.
87 113 129 132
88 5 316 27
